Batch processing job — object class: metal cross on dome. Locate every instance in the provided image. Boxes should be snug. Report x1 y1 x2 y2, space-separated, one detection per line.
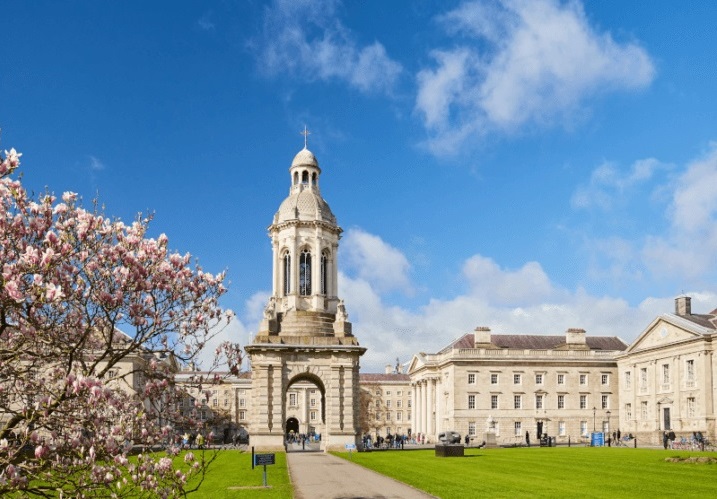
300 126 311 149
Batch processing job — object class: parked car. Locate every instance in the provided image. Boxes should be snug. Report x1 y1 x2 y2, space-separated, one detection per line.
438 431 461 444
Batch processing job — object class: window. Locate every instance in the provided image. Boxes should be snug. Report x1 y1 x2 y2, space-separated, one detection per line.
558 421 566 436
375 389 381 396
491 395 499 410
212 399 217 407
397 391 402 396
386 400 391 408
557 395 565 409
490 373 499 384
602 421 609 433
624 371 632 390
513 374 521 385
289 393 297 406
468 395 476 410
687 397 695 418
310 398 316 407
397 400 402 408
468 422 476 436
579 374 587 386
662 364 670 384
299 249 312 295
310 411 317 421
514 421 522 436
535 373 543 385
320 251 328 294
283 251 291 295
601 395 609 410
239 410 246 420
396 412 402 421
407 412 411 421
386 391 391 396
386 412 391 421
468 373 476 384
407 399 412 408
640 367 648 390
625 403 632 420
224 398 229 407
641 401 648 420
580 395 587 410
239 398 246 407
601 374 609 385
375 400 380 408
580 421 588 437
686 359 695 387
557 374 565 385
535 394 543 409
514 395 522 409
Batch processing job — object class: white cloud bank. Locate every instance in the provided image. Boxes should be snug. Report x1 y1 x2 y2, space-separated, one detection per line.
253 0 402 94
416 0 655 154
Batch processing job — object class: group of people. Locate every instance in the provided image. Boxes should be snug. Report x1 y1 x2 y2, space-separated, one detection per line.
362 433 408 449
663 430 705 449
180 432 206 449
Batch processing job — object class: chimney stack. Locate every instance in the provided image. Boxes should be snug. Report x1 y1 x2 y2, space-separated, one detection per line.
385 364 392 374
474 326 492 346
566 328 587 347
675 296 692 316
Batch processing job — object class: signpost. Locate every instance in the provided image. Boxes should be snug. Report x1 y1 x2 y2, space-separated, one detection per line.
590 432 604 447
251 447 276 487
345 442 356 459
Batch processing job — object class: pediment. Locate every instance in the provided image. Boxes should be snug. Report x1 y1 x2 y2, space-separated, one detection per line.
406 354 426 374
626 316 703 353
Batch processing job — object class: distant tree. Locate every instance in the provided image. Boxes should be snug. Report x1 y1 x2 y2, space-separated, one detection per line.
0 147 241 497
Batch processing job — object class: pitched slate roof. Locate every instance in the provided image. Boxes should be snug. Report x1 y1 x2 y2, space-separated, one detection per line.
439 333 628 354
359 373 411 383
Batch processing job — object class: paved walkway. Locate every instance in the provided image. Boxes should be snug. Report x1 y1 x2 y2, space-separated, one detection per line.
287 451 437 499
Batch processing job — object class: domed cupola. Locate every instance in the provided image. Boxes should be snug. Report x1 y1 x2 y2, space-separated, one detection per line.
273 146 337 225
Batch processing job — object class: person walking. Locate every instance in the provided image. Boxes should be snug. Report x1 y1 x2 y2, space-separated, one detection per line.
525 431 530 447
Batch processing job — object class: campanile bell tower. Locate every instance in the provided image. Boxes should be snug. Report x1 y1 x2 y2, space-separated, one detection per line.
245 132 365 451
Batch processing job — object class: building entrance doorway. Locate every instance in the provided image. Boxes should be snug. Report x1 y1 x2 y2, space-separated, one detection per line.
663 407 671 430
286 417 299 440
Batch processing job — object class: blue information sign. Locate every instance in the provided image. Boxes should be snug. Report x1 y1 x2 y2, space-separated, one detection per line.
591 432 604 447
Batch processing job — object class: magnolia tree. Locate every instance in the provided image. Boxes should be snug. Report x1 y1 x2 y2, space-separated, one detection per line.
0 147 242 497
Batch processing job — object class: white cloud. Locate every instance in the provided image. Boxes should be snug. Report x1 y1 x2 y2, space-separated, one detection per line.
416 0 655 154
88 155 105 171
341 228 414 295
571 158 668 210
254 0 402 94
334 227 710 372
643 144 717 279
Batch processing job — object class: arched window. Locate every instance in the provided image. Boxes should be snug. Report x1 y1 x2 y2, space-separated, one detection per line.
293 171 299 185
299 249 311 296
301 170 309 185
320 251 329 295
312 172 317 186
283 251 291 295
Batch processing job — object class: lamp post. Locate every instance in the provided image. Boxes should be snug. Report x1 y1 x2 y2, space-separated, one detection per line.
593 407 596 432
606 410 611 433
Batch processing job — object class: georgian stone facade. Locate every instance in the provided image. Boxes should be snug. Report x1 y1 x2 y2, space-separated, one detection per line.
617 296 717 446
408 327 627 444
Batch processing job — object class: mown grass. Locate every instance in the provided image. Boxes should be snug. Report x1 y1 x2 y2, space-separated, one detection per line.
334 446 717 498
185 449 291 499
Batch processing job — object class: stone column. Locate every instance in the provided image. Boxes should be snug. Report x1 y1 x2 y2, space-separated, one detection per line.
427 378 434 438
422 380 428 437
435 377 441 436
415 382 422 438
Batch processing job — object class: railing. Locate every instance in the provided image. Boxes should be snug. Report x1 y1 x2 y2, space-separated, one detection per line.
449 348 620 360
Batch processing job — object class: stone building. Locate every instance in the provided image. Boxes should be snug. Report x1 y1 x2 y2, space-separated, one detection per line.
617 296 717 446
359 365 412 440
408 327 627 445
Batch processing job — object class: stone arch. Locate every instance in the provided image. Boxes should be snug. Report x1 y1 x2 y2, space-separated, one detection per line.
287 371 327 425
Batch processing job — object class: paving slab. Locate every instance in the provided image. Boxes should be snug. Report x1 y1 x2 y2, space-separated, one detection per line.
287 451 437 499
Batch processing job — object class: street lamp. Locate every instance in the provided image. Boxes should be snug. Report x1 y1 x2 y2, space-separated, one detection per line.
593 407 596 432
606 410 611 433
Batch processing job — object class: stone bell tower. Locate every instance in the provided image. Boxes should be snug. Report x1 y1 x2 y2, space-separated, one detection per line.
245 134 366 451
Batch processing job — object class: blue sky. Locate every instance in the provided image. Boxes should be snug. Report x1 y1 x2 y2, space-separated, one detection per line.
3 0 717 371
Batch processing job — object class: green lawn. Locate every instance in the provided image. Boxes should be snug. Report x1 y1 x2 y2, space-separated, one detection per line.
334 447 717 498
184 449 292 499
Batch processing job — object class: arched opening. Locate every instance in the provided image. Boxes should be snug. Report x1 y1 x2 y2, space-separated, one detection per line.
299 249 311 296
293 171 299 185
283 251 291 295
301 170 309 184
286 417 299 440
312 171 317 186
320 251 329 295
